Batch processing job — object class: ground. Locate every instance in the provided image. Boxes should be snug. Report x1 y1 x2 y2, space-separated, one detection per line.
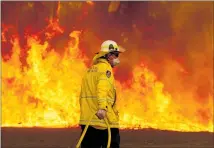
1 127 213 148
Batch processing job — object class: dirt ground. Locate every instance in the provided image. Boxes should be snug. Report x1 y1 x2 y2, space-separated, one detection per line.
1 127 213 148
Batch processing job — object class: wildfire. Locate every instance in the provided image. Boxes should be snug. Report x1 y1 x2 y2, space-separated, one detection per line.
1 2 213 132
86 1 94 6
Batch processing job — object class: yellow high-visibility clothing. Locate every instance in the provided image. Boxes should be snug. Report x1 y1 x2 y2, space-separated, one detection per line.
79 58 119 129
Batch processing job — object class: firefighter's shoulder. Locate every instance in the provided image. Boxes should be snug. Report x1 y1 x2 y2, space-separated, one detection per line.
97 63 112 78
97 62 111 72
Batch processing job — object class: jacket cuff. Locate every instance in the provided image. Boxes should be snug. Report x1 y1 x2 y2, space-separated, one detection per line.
98 104 108 111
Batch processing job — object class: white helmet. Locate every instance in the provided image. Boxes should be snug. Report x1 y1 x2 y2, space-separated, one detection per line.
93 40 125 63
100 40 120 53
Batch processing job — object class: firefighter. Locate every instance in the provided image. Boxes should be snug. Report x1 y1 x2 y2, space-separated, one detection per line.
79 40 124 148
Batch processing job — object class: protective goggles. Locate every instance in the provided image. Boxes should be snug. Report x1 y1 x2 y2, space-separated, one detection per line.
110 51 119 57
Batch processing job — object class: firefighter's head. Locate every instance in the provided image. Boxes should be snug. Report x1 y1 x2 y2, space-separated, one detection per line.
93 40 125 67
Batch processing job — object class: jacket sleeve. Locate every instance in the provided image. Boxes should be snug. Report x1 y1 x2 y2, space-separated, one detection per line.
97 67 113 110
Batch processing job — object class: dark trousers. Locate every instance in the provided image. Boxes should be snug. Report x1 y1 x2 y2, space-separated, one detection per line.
80 125 120 148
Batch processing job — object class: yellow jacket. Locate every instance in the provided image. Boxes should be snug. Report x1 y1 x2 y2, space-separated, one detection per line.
79 58 119 129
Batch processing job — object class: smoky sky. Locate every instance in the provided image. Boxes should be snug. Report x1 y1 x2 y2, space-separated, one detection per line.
1 1 213 103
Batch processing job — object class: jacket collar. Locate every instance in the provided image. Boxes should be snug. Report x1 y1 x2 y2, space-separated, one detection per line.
94 58 111 67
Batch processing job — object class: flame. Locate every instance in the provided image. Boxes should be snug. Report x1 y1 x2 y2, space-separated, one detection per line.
116 65 213 131
2 29 86 127
86 1 94 6
108 2 120 13
1 2 213 132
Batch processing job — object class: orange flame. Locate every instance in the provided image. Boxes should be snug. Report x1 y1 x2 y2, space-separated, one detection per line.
2 15 213 132
86 1 94 6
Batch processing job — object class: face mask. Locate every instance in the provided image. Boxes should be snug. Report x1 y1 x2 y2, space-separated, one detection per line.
112 58 120 66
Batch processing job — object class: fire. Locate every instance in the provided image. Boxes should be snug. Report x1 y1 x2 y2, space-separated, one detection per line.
86 1 94 6
116 65 213 131
1 2 213 132
2 29 87 128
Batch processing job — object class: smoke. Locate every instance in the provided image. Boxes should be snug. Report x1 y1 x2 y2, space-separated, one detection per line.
2 1 213 104
145 2 213 104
